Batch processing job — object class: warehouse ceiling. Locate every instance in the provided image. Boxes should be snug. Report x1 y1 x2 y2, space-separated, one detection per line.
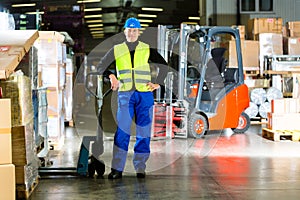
0 0 200 53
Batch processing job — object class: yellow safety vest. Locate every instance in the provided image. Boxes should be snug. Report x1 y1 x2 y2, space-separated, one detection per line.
114 41 151 92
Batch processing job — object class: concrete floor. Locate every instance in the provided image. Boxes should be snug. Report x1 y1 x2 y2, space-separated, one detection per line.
28 123 300 200
28 96 300 200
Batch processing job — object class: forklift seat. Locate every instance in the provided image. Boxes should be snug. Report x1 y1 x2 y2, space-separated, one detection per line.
223 68 238 84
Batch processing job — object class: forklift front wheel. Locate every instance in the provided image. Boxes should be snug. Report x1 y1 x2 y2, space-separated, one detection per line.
188 113 208 138
232 112 250 134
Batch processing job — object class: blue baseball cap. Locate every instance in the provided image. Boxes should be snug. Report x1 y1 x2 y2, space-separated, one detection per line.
124 17 141 28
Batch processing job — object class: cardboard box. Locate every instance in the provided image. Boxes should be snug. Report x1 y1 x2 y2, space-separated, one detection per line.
12 124 36 166
244 79 270 88
15 163 39 185
0 164 15 200
0 30 39 79
271 98 300 114
227 40 259 68
271 98 285 114
38 31 65 43
232 25 245 40
0 30 39 52
0 98 11 129
248 18 283 40
47 114 65 147
283 37 300 55
259 33 283 69
268 112 300 130
0 133 12 165
39 64 66 88
35 39 63 64
0 99 12 165
287 21 300 30
47 88 63 116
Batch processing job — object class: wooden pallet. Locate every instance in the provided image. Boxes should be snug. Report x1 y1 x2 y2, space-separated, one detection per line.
262 128 300 142
251 117 267 125
16 177 39 199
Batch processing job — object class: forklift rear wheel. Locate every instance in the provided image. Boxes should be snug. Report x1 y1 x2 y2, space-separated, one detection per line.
188 113 208 138
232 112 250 133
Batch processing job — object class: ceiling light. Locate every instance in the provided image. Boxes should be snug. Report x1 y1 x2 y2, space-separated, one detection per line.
89 27 103 31
86 20 103 23
92 34 104 38
91 31 104 34
141 7 163 12
138 19 153 23
188 16 201 20
12 3 36 7
88 24 103 28
138 14 157 18
140 24 149 27
25 11 44 15
77 0 101 3
84 14 102 18
84 8 102 12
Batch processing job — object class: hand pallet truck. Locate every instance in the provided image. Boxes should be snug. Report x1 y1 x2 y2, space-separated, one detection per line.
39 73 111 178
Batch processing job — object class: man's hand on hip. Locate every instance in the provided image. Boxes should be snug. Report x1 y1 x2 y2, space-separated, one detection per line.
109 74 119 91
147 82 160 92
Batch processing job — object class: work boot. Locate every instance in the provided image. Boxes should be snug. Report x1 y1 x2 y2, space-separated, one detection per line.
136 172 146 178
108 170 122 179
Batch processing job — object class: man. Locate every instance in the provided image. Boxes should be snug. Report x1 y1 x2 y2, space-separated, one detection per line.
97 17 168 179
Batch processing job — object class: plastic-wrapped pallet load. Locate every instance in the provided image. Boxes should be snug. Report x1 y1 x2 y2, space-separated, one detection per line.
250 88 267 105
266 87 283 102
258 101 271 119
245 102 259 118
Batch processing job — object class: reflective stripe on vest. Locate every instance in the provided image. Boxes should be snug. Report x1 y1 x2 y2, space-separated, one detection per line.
114 42 151 91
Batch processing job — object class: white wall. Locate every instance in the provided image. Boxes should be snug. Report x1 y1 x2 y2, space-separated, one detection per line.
205 0 300 26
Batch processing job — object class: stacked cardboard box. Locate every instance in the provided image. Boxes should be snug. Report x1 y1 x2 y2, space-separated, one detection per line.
34 31 66 148
0 74 40 198
283 21 300 55
268 98 300 130
12 125 39 193
0 99 16 200
247 18 283 40
226 39 259 69
286 21 300 37
258 33 283 71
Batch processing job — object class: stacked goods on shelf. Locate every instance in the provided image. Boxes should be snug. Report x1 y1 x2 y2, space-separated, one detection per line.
0 73 40 199
34 31 66 149
0 99 15 200
0 30 40 199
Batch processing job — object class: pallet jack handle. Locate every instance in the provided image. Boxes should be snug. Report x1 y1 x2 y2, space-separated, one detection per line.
85 72 112 100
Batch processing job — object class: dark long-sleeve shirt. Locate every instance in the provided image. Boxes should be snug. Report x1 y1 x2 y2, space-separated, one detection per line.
97 41 168 90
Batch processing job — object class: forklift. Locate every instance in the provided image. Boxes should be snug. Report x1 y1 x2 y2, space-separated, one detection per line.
154 23 251 138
